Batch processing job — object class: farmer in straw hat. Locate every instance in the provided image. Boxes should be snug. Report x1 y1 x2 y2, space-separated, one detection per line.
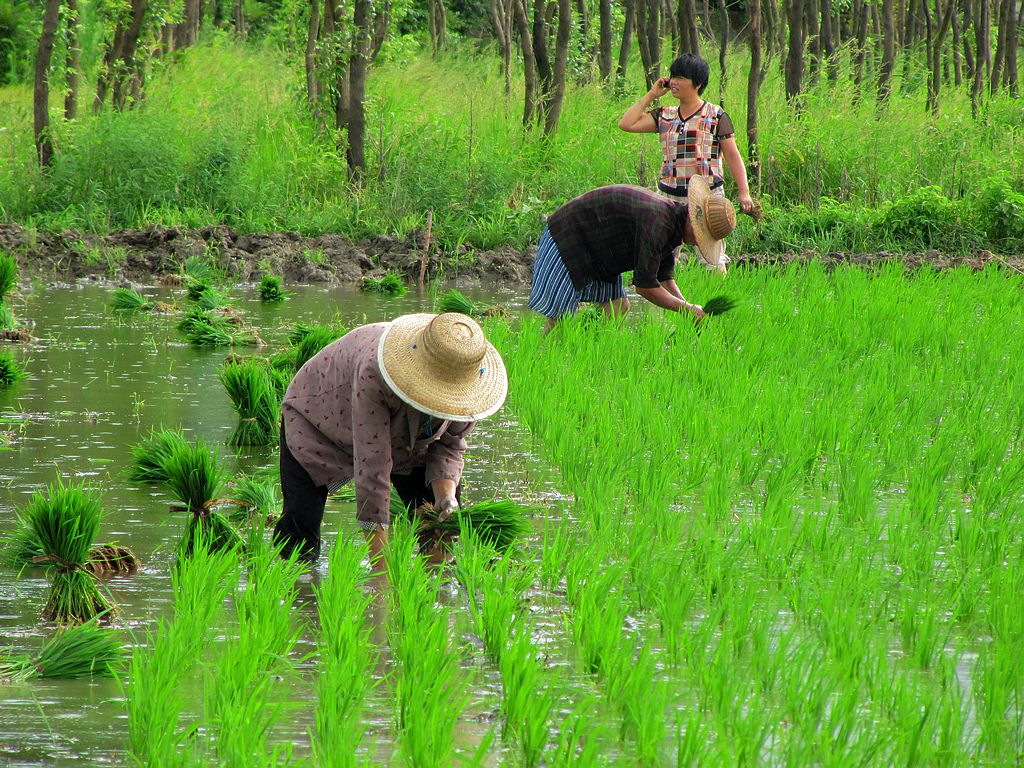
528 181 736 330
273 313 508 569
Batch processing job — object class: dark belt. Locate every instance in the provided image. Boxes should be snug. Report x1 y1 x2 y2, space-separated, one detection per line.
658 178 724 197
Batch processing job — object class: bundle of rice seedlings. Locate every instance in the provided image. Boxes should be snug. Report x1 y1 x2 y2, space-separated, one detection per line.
229 473 280 526
183 256 219 283
701 295 738 316
85 544 141 576
361 272 407 296
191 287 229 310
184 276 212 301
417 499 530 554
178 307 259 348
0 620 122 680
0 351 25 385
219 357 280 446
0 303 16 332
163 437 243 556
111 287 152 314
0 252 17 304
19 478 114 624
435 289 478 315
129 427 189 484
259 275 287 302
293 323 346 371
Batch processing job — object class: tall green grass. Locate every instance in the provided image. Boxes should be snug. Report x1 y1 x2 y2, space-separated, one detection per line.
1 40 1020 254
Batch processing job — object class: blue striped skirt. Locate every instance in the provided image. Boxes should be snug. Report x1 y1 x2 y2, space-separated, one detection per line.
527 226 625 320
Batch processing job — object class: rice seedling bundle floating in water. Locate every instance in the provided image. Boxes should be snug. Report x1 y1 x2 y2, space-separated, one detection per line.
361 272 407 296
229 473 280 525
0 350 25 385
184 276 212 302
219 357 281 446
129 427 189 484
259 275 287 302
17 478 115 624
191 287 230 310
0 619 123 680
4 524 141 577
162 437 244 556
435 289 478 315
111 287 152 314
177 307 261 348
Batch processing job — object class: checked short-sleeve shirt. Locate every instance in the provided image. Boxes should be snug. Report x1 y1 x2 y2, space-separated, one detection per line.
545 185 688 291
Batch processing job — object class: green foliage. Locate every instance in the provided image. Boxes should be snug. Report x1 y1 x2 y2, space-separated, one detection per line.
0 252 17 300
111 287 152 313
129 427 188 484
435 289 478 315
290 322 346 370
974 178 1024 250
0 350 25 385
258 274 287 302
17 478 114 624
361 272 408 295
1 620 123 680
218 357 281 446
878 185 979 252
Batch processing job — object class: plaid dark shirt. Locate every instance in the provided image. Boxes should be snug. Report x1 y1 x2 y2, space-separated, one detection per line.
546 185 687 291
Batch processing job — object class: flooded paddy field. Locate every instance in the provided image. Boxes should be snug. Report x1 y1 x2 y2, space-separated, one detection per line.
2 261 1023 766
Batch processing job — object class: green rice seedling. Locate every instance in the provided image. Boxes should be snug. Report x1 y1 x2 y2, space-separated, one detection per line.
162 437 243 555
435 288 478 315
203 544 304 764
0 619 123 680
18 478 114 624
178 306 260 347
420 499 530 554
0 252 17 303
191 286 230 310
229 472 280 526
258 274 287 302
499 623 557 767
538 522 572 592
313 536 378 766
361 272 407 296
700 295 737 316
478 555 536 662
546 702 603 767
184 275 212 301
292 322 346 371
124 541 240 765
386 517 469 768
128 426 189 484
219 357 281 446
0 350 25 385
0 303 17 332
110 287 152 313
183 255 220 284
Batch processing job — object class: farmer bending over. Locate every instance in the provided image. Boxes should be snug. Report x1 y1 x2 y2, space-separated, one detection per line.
528 179 735 330
273 313 508 571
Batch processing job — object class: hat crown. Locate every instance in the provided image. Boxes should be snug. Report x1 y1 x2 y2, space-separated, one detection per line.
703 196 737 239
420 313 487 374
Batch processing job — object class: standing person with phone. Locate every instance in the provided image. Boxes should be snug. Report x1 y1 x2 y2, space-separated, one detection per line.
618 53 756 274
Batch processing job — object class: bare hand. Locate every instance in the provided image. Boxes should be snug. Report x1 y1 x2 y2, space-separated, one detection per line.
650 78 670 98
435 494 459 523
738 193 758 216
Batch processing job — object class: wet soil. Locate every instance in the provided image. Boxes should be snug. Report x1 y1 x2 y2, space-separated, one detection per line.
1 222 1021 284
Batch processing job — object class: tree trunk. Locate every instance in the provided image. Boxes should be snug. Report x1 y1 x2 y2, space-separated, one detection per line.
513 0 538 124
972 0 990 114
532 0 553 114
347 0 370 178
747 0 762 189
878 0 895 102
574 0 593 83
94 27 125 113
950 0 962 86
716 0 729 104
489 0 514 94
807 0 821 86
853 0 869 92
64 0 81 120
617 0 636 87
598 0 613 81
927 0 954 113
306 0 321 111
961 0 974 81
113 0 148 111
637 0 661 87
677 0 700 54
428 0 447 56
34 0 61 167
1006 0 1018 94
784 0 805 101
234 0 246 37
820 0 838 81
543 0 571 135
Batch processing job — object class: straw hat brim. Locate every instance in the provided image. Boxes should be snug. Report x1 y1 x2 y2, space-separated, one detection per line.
377 314 508 421
687 175 725 268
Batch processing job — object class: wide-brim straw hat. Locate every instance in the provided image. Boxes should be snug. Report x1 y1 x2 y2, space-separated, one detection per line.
378 313 508 421
687 175 737 270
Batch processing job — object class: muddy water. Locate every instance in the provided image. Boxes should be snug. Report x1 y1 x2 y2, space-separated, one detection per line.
0 282 573 766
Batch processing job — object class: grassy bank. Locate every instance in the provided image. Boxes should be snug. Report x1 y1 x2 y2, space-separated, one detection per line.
1 38 1022 255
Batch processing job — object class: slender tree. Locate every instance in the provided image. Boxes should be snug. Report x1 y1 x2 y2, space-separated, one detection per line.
878 0 896 102
305 0 321 110
512 0 538 123
347 0 370 178
747 0 763 189
598 0 612 82
544 0 572 135
784 0 805 101
616 0 636 87
34 0 61 166
64 0 81 120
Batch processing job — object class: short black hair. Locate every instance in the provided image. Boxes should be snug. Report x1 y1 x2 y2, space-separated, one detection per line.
668 53 710 95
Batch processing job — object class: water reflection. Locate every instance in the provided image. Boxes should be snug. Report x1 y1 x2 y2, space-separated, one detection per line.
0 281 566 766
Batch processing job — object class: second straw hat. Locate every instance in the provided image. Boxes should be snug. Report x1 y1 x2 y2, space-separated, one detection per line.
687 175 737 270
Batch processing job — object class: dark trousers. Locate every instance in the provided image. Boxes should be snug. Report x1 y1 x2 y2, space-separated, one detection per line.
273 423 461 561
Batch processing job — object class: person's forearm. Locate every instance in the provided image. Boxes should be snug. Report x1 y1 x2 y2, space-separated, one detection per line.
431 477 457 503
364 524 388 574
618 82 664 131
637 285 698 314
661 279 684 301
